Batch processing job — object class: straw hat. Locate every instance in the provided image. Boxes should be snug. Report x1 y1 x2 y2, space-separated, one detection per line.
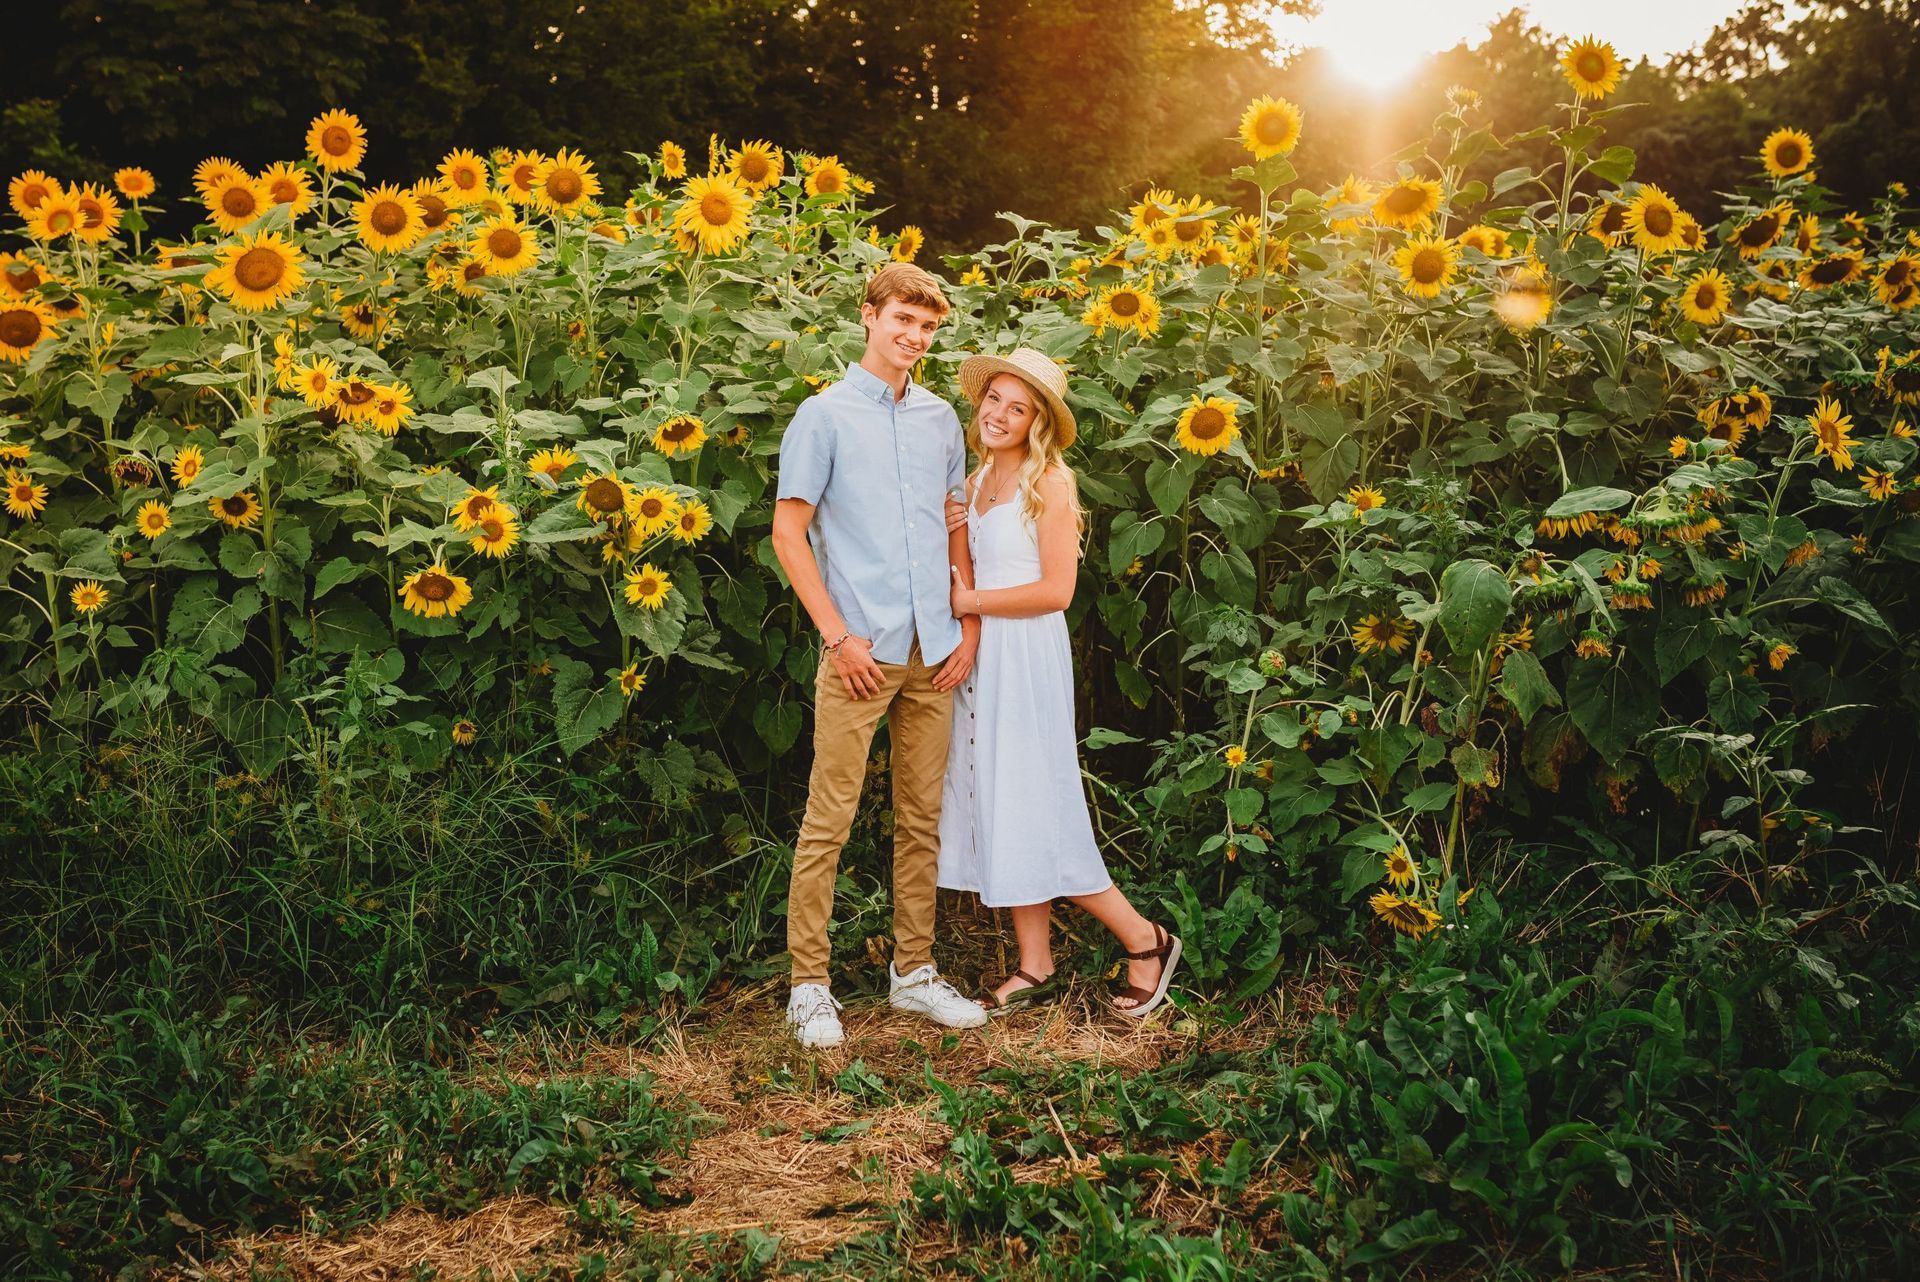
956 346 1077 449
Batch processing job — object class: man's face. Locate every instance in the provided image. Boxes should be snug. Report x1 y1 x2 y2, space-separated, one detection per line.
860 298 944 375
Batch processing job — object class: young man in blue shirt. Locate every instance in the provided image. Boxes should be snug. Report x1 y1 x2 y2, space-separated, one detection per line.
771 263 986 1047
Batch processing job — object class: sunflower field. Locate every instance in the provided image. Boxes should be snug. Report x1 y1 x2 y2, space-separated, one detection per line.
6 45 1920 1280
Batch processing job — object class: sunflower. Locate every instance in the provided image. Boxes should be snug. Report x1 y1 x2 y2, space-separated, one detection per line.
1799 251 1864 291
1327 174 1377 234
659 141 688 180
352 183 424 254
1351 613 1415 655
26 191 84 240
438 149 490 205
452 257 490 297
136 499 172 539
1174 395 1240 456
501 150 548 204
671 499 714 544
1238 94 1303 158
1393 234 1459 298
1346 485 1386 512
1586 199 1629 247
1383 845 1416 890
1794 213 1820 256
1878 255 1920 310
209 490 263 529
1168 196 1220 257
1493 261 1555 330
1625 184 1687 255
1733 204 1792 258
1809 396 1856 470
451 485 500 532
1086 283 1161 339
527 445 579 483
398 561 473 618
623 562 673 610
0 299 58 364
726 140 784 194
532 146 601 216
306 109 368 171
804 155 851 199
630 486 682 535
9 170 61 220
332 378 380 424
1371 176 1443 230
1575 632 1612 660
254 162 313 219
1761 127 1815 178
1455 224 1509 257
450 719 478 745
271 332 298 389
469 213 541 275
171 444 205 486
205 230 306 311
409 180 457 232
1876 348 1920 405
674 174 753 254
1676 211 1706 252
368 383 414 436
619 664 647 697
293 356 337 408
0 252 46 296
68 580 109 614
577 473 633 523
1128 187 1179 235
71 184 122 243
653 414 708 457
469 507 521 557
338 299 385 340
112 167 156 200
1223 744 1248 768
1680 268 1733 324
1861 469 1899 500
1560 35 1622 100
1140 220 1179 258
4 469 48 519
1369 890 1441 938
892 224 924 263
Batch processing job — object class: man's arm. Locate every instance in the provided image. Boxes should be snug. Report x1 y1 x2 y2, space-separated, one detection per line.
772 497 885 699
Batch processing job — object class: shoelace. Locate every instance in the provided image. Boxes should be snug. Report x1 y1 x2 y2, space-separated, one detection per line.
791 989 842 1025
919 974 970 1005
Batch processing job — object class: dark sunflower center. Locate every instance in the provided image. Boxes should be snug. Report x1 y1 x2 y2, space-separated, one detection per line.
1893 283 1918 307
46 209 76 233
79 199 104 228
1256 111 1290 144
462 262 486 282
480 516 505 541
370 201 408 236
661 419 695 442
547 169 583 202
322 125 354 156
220 186 257 218
222 495 251 516
1600 205 1626 235
487 227 522 258
636 576 659 596
1175 219 1205 243
0 310 41 347
1740 214 1780 246
417 194 449 227
341 381 375 406
1643 204 1673 236
11 481 31 501
1385 185 1424 215
451 165 480 190
511 163 536 190
415 572 454 601
233 247 285 292
269 177 300 204
1109 291 1141 318
463 495 493 519
1885 260 1914 287
813 170 843 193
21 183 49 209
1693 281 1721 309
1893 368 1920 393
1188 408 1225 441
1411 248 1445 282
738 154 770 184
700 192 735 226
1576 51 1606 80
585 478 624 512
5 264 42 290
1776 140 1803 167
1811 258 1853 284
639 497 664 518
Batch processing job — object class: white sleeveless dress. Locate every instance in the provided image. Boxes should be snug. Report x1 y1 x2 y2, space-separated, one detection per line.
937 485 1114 907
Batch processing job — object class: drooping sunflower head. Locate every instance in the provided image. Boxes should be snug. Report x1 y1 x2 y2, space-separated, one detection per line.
534 147 602 215
1370 889 1441 938
438 149 491 205
1799 252 1864 291
726 140 784 193
1393 234 1459 299
306 109 368 172
0 298 58 364
674 174 753 254
206 230 306 312
1174 395 1241 457
1760 127 1815 179
1371 176 1444 230
652 414 709 457
210 490 264 529
1238 95 1303 159
1560 35 1622 101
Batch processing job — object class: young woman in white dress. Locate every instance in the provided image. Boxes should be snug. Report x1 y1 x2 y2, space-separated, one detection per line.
939 347 1185 1017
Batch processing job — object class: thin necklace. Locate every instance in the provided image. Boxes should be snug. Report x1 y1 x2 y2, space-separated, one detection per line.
984 456 1019 503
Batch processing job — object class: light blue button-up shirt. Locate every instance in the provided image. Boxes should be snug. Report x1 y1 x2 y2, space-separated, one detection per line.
776 362 967 666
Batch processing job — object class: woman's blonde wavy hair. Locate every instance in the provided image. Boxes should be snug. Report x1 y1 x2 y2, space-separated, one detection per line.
965 373 1085 534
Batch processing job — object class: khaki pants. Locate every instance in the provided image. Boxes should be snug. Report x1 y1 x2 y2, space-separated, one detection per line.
787 643 951 986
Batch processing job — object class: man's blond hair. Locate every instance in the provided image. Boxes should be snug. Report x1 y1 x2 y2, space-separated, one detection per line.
863 262 950 317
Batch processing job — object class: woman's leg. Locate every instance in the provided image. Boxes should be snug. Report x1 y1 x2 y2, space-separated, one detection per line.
1065 886 1165 1010
986 902 1057 1005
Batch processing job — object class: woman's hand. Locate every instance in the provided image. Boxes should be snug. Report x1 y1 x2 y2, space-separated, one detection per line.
951 576 980 620
945 497 968 533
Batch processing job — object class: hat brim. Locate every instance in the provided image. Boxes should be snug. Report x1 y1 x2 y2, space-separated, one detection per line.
957 353 1076 450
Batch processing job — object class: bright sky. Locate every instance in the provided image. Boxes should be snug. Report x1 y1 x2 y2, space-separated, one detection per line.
1271 1 1761 88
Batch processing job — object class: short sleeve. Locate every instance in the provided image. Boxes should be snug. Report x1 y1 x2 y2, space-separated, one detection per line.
946 407 967 492
776 398 833 504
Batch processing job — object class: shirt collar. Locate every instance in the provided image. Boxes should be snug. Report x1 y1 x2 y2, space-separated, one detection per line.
845 361 915 407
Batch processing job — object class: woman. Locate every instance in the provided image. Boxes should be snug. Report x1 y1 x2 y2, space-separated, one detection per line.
940 347 1184 1017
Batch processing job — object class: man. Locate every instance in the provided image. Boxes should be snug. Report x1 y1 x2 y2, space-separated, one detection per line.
770 262 986 1048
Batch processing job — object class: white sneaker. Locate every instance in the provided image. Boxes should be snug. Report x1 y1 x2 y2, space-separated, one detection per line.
888 962 989 1029
786 983 844 1049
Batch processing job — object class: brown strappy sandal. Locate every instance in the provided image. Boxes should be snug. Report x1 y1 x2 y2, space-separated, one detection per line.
977 968 1061 1018
1113 924 1183 1019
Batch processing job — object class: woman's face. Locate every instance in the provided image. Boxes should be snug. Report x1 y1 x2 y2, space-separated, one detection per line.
978 373 1039 452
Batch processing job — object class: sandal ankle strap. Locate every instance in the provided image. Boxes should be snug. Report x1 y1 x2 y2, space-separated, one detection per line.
1124 925 1172 962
